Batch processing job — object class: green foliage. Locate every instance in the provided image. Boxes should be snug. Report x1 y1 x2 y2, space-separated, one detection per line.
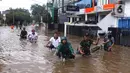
31 4 51 23
0 11 2 20
6 8 32 25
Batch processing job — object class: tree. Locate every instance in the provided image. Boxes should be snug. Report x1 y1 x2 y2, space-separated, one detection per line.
0 11 3 25
31 4 51 23
5 8 32 25
0 11 2 20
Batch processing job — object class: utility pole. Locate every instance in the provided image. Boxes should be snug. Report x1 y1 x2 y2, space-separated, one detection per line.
46 2 49 36
3 14 6 25
41 16 43 23
13 10 15 25
62 0 64 13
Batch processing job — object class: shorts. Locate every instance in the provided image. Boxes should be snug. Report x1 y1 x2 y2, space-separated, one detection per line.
49 44 56 50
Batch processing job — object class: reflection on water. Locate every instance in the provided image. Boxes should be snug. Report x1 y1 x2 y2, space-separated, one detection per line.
0 26 130 73
0 26 53 73
52 46 130 73
53 60 75 73
0 64 4 72
19 39 28 50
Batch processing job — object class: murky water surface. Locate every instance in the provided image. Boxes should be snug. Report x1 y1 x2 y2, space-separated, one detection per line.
0 26 130 73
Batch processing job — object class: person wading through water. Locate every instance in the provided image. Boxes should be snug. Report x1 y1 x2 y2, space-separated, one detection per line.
45 32 61 50
103 32 114 52
56 37 75 61
77 34 100 56
28 29 38 43
20 27 27 39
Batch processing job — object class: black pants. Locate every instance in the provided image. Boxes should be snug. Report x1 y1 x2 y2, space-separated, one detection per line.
20 36 27 39
49 44 55 50
57 49 75 59
82 48 91 55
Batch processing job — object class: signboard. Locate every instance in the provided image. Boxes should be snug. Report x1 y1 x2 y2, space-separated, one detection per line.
103 4 115 10
112 4 125 17
47 3 53 7
66 5 79 12
59 14 68 24
85 7 94 13
77 4 85 8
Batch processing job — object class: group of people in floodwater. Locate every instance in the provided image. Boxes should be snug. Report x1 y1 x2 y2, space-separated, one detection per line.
19 26 114 61
45 31 114 61
20 27 38 43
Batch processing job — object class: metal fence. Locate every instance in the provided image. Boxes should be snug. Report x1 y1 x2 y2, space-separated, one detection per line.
120 28 130 46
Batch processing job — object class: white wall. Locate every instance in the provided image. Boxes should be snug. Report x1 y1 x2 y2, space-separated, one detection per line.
97 13 118 33
124 1 130 17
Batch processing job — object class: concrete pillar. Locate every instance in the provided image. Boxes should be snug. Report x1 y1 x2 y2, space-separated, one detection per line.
85 14 88 21
64 23 67 37
77 17 79 21
115 18 118 27
98 14 101 22
70 17 73 23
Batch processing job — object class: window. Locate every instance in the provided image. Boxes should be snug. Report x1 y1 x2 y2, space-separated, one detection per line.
109 0 117 4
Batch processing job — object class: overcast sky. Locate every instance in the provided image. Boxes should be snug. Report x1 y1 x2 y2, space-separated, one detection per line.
0 0 47 11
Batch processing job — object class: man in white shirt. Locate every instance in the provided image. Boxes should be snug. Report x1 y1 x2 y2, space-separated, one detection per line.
46 32 61 50
28 29 38 43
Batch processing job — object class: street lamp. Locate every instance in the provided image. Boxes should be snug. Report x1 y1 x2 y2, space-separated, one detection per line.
46 2 50 36
13 10 14 25
3 14 6 25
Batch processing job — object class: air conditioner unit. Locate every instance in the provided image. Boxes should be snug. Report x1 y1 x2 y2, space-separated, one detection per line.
112 4 125 17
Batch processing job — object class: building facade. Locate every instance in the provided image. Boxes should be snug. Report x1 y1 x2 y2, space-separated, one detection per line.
53 0 71 14
74 0 120 33
74 0 130 46
52 0 81 24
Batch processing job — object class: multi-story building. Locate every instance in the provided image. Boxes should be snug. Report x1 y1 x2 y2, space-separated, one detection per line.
47 0 72 29
48 0 70 25
74 0 119 32
73 0 130 46
51 0 81 24
53 0 80 13
48 0 130 46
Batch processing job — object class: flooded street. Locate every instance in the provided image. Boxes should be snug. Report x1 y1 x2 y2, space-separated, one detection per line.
0 26 130 73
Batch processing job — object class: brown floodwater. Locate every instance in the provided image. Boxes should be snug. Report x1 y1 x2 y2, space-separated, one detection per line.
0 26 130 73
